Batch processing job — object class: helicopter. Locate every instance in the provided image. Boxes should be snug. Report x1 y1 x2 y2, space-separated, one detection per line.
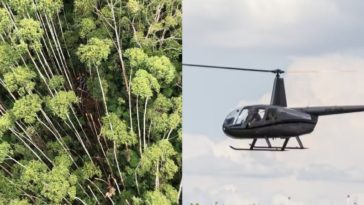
183 63 364 151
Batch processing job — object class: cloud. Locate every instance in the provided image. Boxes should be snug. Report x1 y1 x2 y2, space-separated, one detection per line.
286 54 364 106
183 181 261 205
271 194 305 205
184 134 292 178
297 163 364 183
184 0 364 55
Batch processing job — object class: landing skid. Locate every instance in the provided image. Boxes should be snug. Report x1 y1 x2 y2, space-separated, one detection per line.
230 136 307 151
229 146 287 151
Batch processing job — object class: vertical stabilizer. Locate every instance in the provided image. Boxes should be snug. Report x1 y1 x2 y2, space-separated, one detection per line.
270 75 287 107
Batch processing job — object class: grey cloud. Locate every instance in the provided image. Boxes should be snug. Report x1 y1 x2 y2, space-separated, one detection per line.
296 163 364 183
185 155 292 178
184 0 364 57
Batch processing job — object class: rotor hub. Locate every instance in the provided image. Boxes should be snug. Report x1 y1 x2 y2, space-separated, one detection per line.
273 69 285 77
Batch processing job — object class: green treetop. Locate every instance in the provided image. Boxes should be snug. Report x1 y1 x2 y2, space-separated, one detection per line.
36 0 63 16
127 0 141 14
45 91 79 120
3 66 36 96
21 155 77 203
131 70 160 99
101 113 137 146
138 140 178 187
9 199 30 205
0 142 12 163
48 75 65 90
75 160 102 182
147 56 176 84
41 155 78 203
21 160 48 192
77 37 112 67
144 191 170 205
0 8 12 34
0 113 14 137
148 95 181 135
7 0 36 15
12 94 42 124
14 18 44 51
79 17 96 39
74 0 96 16
124 48 148 68
0 44 22 75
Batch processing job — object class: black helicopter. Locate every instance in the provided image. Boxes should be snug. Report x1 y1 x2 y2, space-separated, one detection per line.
184 64 364 151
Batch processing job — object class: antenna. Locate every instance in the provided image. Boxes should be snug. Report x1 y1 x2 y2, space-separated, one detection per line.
183 63 284 77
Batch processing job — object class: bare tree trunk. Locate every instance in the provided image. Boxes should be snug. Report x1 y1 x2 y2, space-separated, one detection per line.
143 97 148 149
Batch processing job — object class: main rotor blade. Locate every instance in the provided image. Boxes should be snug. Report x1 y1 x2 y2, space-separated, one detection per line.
183 63 284 74
287 69 356 74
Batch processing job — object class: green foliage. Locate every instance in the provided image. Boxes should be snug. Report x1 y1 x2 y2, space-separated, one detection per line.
79 17 96 39
74 0 96 16
162 184 178 203
165 15 178 28
36 0 62 16
139 140 177 179
48 75 65 90
147 56 176 84
21 155 77 203
12 94 42 124
148 95 181 134
8 0 36 14
77 37 112 67
0 44 21 75
87 76 109 101
21 160 48 190
125 48 148 68
0 142 12 163
76 161 101 181
9 199 30 205
101 113 137 146
131 70 160 99
15 18 44 50
46 91 79 120
144 191 170 205
0 8 12 33
41 155 77 202
127 0 141 14
0 113 13 137
4 66 36 96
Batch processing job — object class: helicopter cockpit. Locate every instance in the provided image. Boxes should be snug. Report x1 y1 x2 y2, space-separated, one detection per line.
223 106 276 128
223 105 314 130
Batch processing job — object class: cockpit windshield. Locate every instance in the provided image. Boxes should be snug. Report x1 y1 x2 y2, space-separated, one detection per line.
235 109 248 125
224 109 240 126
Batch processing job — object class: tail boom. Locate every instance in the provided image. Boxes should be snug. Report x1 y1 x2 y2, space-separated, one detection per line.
294 106 364 116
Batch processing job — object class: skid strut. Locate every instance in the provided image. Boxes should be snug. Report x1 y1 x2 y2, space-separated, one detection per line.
230 136 307 151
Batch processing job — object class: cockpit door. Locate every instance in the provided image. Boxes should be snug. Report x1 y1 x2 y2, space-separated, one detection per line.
265 108 278 122
235 109 249 126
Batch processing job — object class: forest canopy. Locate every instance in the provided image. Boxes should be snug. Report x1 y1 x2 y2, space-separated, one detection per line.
0 0 181 204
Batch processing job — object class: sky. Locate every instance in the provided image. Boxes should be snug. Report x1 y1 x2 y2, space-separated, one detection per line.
183 0 364 204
